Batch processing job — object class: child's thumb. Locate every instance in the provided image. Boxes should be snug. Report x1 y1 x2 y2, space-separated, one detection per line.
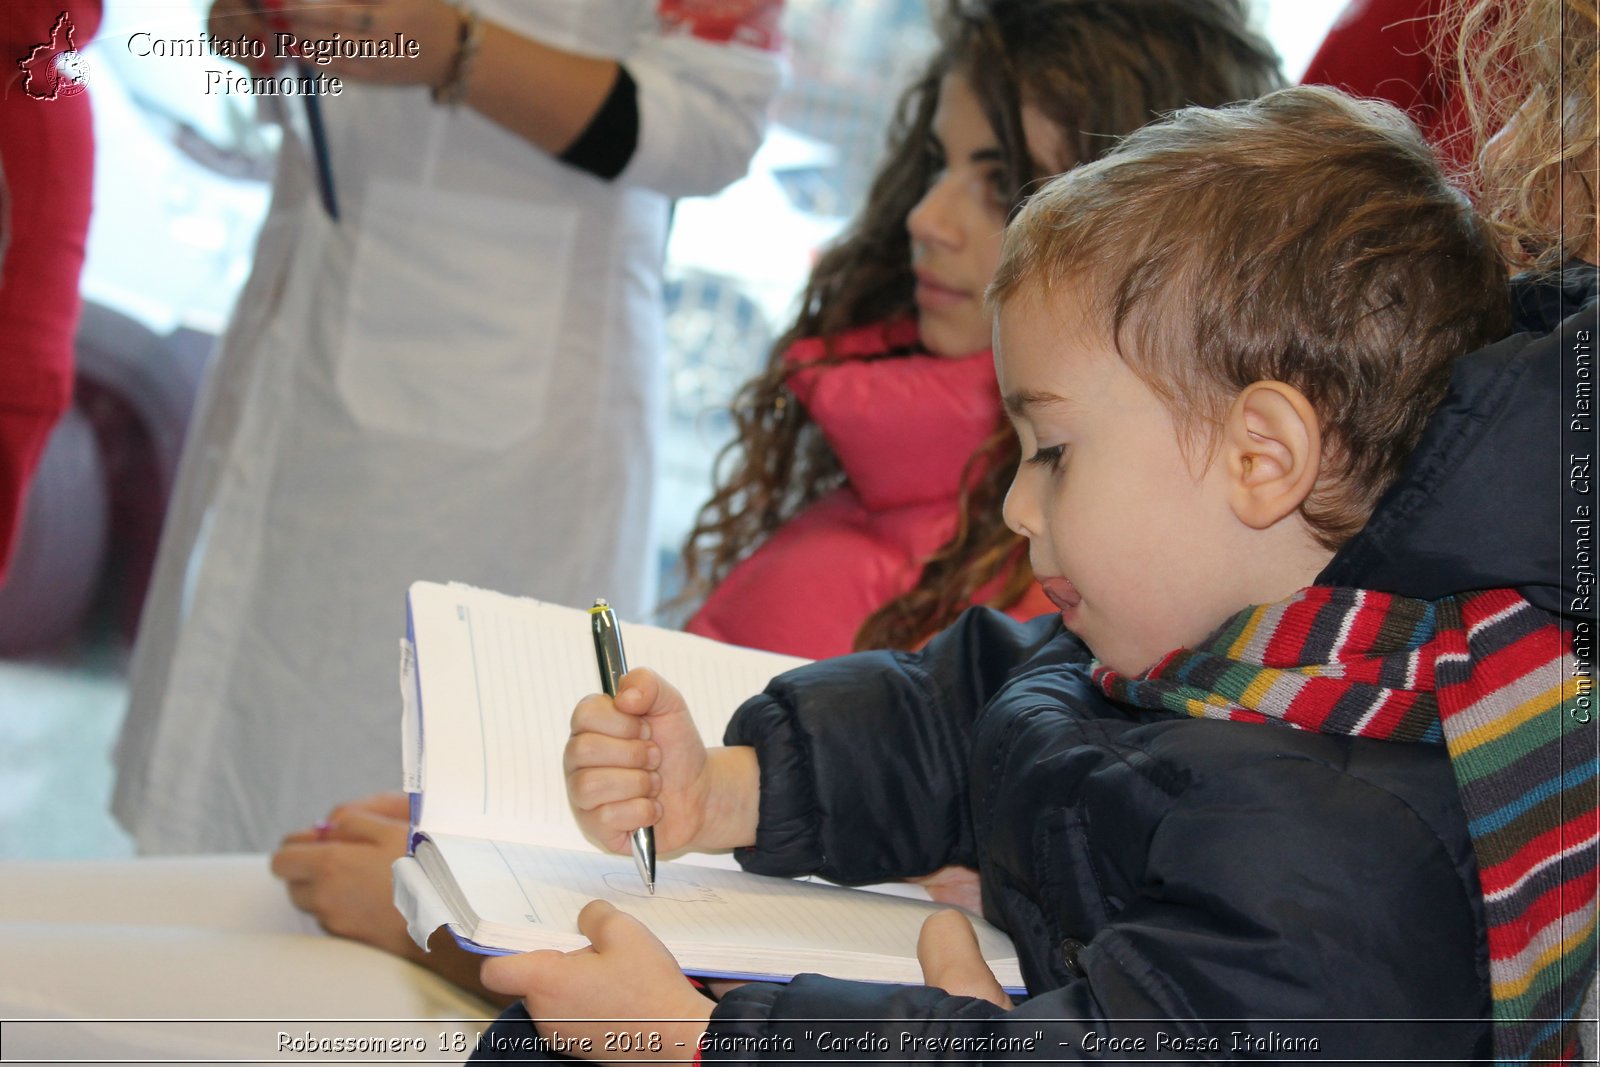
917 910 1013 1009
576 899 643 951
576 899 683 969
615 669 690 727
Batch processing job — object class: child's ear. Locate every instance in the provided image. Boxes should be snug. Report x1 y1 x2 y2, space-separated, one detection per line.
1221 381 1322 530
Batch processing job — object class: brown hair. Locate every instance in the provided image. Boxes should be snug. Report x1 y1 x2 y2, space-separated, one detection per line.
675 0 1283 649
1453 0 1598 271
991 85 1511 546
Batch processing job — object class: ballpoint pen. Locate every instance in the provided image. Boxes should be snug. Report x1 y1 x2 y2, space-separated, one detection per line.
589 598 655 894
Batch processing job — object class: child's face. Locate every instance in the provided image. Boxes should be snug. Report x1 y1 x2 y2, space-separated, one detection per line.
907 73 1064 357
996 294 1256 676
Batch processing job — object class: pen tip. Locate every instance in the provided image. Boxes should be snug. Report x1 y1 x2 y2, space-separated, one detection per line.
648 884 655 895
592 597 609 608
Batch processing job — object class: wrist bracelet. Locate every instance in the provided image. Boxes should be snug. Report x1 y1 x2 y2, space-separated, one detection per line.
431 4 481 107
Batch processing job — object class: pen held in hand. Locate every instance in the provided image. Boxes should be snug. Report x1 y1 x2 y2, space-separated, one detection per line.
589 598 656 894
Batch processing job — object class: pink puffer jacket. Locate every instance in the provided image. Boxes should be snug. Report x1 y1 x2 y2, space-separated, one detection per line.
686 319 1051 658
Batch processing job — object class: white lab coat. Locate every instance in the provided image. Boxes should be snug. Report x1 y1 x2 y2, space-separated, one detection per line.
114 0 781 853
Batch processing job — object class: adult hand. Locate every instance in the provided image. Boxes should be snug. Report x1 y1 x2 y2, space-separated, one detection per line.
917 910 1013 1009
270 793 417 961
480 900 712 1065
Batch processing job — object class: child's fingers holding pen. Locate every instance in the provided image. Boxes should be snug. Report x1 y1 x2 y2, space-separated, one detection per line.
569 765 661 816
563 730 661 777
584 796 664 854
573 668 694 747
570 690 651 741
609 667 673 715
565 771 662 858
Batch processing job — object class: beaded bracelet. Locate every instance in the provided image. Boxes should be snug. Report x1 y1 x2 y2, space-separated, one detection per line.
431 4 482 107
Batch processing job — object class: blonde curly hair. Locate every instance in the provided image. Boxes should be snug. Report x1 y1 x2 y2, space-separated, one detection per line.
1456 0 1599 270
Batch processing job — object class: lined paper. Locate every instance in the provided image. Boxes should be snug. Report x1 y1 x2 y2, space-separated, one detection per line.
408 582 808 849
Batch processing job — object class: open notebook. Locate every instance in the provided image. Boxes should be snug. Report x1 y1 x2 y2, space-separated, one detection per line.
392 580 1024 990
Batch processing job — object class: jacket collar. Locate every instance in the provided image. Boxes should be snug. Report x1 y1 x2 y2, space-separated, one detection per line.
784 319 1002 511
1509 261 1599 333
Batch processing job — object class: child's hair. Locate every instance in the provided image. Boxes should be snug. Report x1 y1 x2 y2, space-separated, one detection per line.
677 0 1283 649
990 85 1511 546
1454 0 1598 271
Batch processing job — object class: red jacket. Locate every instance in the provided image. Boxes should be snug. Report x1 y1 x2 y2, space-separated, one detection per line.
0 1 99 579
686 319 1051 659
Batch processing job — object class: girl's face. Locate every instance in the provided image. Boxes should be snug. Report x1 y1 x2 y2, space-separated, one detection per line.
907 71 1064 357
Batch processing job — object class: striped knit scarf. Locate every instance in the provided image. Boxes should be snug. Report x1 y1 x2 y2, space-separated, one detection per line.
1092 586 1598 1065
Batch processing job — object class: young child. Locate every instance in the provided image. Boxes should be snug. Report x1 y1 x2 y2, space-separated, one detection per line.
479 86 1596 1063
678 0 1282 658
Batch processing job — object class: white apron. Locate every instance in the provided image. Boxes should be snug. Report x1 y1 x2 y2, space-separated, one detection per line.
114 0 777 853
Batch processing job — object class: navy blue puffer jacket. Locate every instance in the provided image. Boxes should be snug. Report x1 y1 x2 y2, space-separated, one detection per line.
708 607 1489 1062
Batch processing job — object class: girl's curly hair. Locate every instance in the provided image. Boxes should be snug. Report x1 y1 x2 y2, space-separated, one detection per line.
676 0 1283 651
1454 0 1599 271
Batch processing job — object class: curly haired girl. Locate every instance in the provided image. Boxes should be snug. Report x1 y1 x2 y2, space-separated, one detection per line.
679 0 1283 658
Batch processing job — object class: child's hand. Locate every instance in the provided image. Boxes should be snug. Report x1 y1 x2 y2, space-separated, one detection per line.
566 668 762 856
480 900 712 1065
917 910 1014 1009
565 668 707 855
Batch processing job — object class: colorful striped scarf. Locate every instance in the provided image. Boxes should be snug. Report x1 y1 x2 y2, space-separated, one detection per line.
1092 586 1598 1065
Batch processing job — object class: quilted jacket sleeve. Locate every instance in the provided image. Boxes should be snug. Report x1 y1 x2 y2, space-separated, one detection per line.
722 608 1079 884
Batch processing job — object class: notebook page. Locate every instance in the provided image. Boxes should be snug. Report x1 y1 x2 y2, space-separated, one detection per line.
426 834 1020 985
409 581 808 847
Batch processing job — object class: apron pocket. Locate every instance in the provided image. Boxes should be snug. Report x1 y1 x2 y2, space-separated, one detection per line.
335 179 577 450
